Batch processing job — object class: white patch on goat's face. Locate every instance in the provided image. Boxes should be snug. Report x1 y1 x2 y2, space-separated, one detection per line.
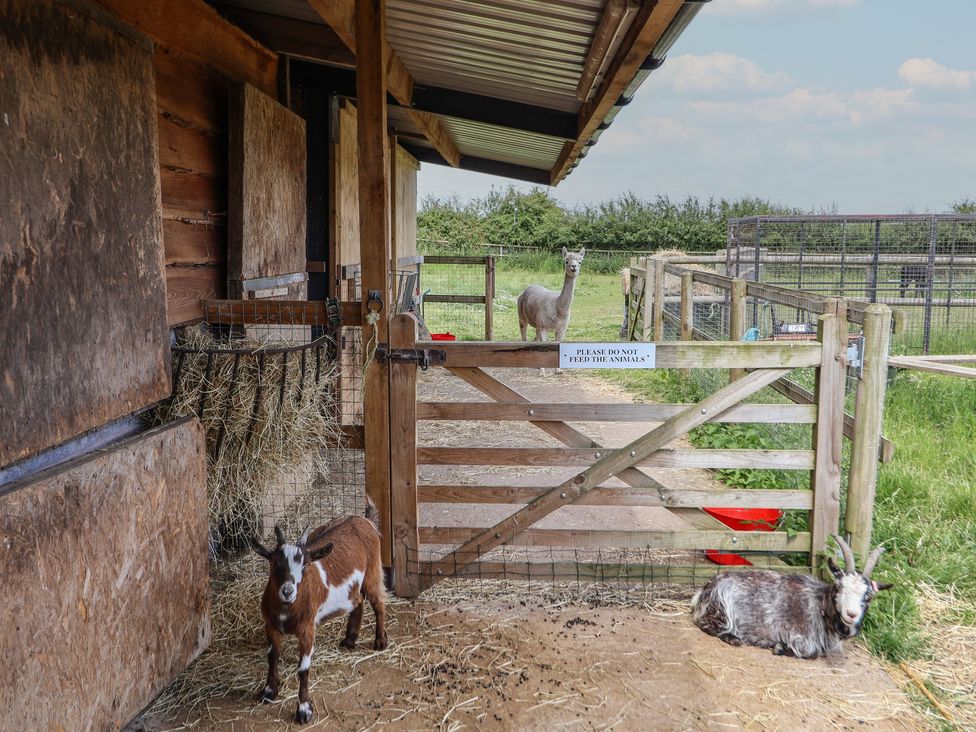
278 544 305 603
314 568 364 624
836 574 870 632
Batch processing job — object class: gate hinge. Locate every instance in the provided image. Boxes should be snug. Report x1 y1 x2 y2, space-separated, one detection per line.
375 345 446 371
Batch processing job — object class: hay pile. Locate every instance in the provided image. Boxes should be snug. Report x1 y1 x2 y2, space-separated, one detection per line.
650 247 716 296
154 325 342 553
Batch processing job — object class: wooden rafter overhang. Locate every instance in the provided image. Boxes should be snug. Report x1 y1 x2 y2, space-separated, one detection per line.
307 0 460 167
550 0 686 185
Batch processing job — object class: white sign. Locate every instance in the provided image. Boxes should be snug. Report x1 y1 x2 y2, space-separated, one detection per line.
559 343 657 369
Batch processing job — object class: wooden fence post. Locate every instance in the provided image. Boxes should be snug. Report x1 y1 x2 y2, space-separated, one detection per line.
356 0 393 566
484 255 495 341
810 303 846 570
680 271 694 376
640 260 652 342
729 277 747 381
389 313 420 597
652 258 665 342
846 304 892 560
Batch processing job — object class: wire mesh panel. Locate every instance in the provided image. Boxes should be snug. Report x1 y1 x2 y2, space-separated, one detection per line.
153 300 366 562
420 256 494 340
728 215 976 354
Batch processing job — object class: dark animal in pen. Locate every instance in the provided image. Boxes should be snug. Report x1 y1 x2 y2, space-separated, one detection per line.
691 535 892 659
250 500 388 724
899 264 930 298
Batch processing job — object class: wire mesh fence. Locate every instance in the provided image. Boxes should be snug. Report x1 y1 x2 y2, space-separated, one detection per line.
727 214 976 354
419 256 495 340
154 301 366 564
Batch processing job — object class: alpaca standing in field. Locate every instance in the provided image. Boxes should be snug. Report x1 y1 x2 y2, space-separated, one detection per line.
517 247 586 344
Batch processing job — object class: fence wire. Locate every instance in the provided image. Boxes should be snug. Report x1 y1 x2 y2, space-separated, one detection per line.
728 214 976 354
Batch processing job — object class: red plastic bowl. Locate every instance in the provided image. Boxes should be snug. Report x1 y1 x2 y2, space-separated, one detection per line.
703 508 784 566
429 332 457 341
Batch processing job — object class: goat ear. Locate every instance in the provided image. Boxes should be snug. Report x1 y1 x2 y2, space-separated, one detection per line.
872 581 894 592
309 542 334 562
826 556 844 578
249 536 273 559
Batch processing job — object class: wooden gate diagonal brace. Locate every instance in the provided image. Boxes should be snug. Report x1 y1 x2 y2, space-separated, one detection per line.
424 366 792 586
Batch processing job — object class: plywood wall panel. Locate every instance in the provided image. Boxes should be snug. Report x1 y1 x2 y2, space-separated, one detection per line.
0 0 170 466
0 418 210 730
228 82 307 287
394 144 419 261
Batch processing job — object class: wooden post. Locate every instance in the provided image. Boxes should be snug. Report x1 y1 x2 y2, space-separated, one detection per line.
652 257 665 342
640 261 652 342
810 303 846 570
484 256 495 341
679 271 694 377
356 0 393 566
729 277 747 381
389 313 420 597
846 304 891 560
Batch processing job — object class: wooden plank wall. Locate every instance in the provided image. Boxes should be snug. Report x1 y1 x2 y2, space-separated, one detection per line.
93 0 280 324
393 143 420 262
1 0 171 466
0 419 210 729
335 99 362 299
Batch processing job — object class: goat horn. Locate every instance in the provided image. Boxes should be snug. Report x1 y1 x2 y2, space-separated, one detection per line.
274 525 286 547
831 534 856 572
862 546 886 579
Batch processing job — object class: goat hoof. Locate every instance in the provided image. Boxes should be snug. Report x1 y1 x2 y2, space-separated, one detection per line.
260 685 277 703
373 635 388 651
340 635 357 650
295 701 314 724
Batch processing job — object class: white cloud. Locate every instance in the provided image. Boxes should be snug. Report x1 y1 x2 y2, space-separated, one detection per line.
690 86 914 125
661 53 791 93
898 58 976 91
636 116 700 143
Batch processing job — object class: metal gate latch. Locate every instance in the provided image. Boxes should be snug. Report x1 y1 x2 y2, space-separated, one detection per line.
375 346 447 371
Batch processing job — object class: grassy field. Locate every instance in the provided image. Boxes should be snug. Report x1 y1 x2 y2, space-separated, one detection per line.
423 261 976 689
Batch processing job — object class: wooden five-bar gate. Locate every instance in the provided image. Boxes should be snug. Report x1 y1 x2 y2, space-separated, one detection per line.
386 312 853 598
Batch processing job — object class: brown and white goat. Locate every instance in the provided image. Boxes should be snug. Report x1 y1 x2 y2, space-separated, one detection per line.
250 502 388 724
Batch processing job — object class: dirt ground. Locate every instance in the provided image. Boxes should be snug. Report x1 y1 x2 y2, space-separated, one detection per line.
132 368 929 731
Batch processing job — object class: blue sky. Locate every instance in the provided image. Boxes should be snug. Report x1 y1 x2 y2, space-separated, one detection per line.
416 0 976 213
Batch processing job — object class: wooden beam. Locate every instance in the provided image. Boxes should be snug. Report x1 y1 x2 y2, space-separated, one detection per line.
576 0 638 102
417 447 815 471
417 402 817 424
400 142 549 184
356 0 393 566
307 0 461 167
92 0 278 98
551 0 685 184
888 356 976 379
421 527 810 553
422 341 823 370
211 4 355 67
418 484 814 510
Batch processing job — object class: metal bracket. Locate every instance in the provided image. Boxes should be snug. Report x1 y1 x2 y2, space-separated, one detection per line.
375 345 446 371
847 335 865 377
325 298 342 330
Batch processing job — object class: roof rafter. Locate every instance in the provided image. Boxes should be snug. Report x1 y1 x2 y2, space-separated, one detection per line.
308 0 460 167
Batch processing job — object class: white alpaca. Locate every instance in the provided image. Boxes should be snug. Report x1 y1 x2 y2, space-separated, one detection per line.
517 247 586 345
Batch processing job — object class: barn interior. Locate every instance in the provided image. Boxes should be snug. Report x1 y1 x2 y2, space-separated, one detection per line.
0 0 710 726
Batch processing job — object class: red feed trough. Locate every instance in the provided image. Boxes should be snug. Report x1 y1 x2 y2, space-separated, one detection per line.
703 507 784 566
430 332 457 341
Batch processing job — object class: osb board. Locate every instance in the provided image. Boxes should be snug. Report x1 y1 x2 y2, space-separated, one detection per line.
394 144 419 261
228 82 307 284
335 101 361 278
0 418 210 730
0 0 170 466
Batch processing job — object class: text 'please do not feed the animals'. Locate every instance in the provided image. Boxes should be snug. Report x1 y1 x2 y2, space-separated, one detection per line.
559 343 657 369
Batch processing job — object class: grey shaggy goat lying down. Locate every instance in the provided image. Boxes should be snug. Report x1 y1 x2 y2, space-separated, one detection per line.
691 535 892 659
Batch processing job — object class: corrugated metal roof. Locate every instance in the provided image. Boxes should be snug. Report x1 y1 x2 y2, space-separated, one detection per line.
387 0 601 114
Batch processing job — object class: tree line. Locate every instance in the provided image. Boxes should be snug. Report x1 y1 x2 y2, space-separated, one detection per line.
418 186 976 254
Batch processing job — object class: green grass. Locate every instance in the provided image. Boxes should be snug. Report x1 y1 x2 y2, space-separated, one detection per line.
423 261 976 665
